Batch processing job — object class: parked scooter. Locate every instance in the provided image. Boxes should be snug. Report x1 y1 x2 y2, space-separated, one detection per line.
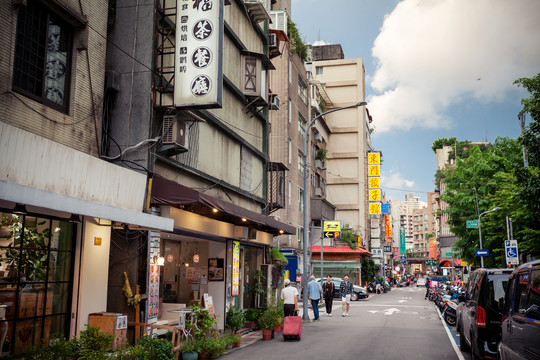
442 299 457 326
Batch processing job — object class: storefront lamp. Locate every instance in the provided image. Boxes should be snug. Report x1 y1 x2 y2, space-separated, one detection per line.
156 256 165 266
212 208 219 213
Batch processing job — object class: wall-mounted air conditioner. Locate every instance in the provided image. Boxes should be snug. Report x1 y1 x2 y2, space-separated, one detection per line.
269 33 279 48
269 94 280 110
162 115 188 149
314 187 322 197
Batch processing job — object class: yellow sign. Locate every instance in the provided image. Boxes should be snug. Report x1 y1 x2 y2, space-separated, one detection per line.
232 241 240 297
368 165 380 177
369 189 382 201
357 236 363 248
368 152 380 165
369 202 381 215
323 221 341 232
368 177 380 189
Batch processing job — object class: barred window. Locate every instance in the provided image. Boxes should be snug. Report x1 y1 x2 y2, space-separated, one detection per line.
13 1 73 112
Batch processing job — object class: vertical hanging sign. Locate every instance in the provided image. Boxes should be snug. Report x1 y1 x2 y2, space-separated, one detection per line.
368 152 381 215
232 241 240 297
175 0 223 108
400 227 406 255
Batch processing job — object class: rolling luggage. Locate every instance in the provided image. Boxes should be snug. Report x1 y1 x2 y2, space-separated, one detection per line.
282 315 302 341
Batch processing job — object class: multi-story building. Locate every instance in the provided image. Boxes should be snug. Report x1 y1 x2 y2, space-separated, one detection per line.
0 0 173 355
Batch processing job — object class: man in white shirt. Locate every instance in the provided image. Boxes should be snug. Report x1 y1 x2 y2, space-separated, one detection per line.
280 278 299 316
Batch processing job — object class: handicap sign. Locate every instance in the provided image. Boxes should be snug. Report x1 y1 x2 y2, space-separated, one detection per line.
505 240 519 265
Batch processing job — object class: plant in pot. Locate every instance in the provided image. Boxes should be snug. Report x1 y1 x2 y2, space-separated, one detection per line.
225 305 245 334
199 336 226 359
179 339 200 360
257 308 281 340
230 333 241 348
244 308 260 329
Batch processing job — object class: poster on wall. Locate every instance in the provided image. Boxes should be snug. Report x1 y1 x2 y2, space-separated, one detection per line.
147 264 160 324
208 258 224 281
174 0 223 108
232 241 240 296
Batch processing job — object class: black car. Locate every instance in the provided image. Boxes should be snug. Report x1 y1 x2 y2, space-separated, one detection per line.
317 278 369 301
456 268 513 360
498 259 540 360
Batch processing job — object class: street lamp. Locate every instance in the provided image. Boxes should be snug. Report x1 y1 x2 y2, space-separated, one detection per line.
478 206 500 268
301 101 367 320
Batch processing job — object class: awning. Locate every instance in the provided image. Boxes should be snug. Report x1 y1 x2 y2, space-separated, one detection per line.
150 174 295 235
0 180 173 231
312 261 362 269
440 259 462 267
311 246 372 256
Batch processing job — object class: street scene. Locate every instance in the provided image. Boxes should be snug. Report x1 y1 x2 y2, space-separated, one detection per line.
0 0 539 359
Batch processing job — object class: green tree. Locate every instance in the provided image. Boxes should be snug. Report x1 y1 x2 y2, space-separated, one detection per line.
361 257 376 284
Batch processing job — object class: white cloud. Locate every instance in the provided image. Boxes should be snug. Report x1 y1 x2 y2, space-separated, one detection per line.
381 172 415 190
369 0 540 133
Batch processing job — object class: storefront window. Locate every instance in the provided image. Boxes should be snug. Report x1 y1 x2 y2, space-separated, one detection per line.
0 212 75 355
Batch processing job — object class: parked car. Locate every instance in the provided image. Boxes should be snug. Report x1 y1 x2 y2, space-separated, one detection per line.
456 268 513 360
498 259 540 360
417 278 427 287
316 278 369 301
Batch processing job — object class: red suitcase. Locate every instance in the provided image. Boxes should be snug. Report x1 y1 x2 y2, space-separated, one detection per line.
282 315 302 341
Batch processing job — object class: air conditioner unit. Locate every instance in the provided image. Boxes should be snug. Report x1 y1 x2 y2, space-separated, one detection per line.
315 159 325 170
269 33 279 48
314 187 322 197
162 115 188 149
269 94 280 110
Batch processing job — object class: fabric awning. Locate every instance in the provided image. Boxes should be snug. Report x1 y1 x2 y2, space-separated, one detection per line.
311 246 372 256
150 174 296 235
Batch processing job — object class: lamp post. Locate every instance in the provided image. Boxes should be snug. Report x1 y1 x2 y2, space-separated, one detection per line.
301 101 367 320
478 206 500 268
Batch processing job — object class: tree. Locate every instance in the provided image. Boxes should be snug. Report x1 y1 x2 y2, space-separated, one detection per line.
361 257 376 284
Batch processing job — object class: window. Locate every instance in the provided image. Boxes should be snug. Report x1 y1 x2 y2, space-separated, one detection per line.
13 1 73 112
315 66 323 75
298 76 307 104
288 180 292 207
298 187 304 212
298 151 305 174
288 59 292 84
298 112 306 137
0 212 76 355
288 139 292 165
528 270 540 320
297 226 304 247
515 273 529 313
288 99 292 124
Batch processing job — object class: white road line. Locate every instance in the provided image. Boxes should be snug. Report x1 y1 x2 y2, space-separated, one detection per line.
436 306 465 360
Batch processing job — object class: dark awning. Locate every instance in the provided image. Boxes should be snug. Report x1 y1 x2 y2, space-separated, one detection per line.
150 174 295 235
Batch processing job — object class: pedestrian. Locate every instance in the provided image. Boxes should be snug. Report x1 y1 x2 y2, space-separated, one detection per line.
280 278 298 317
374 277 382 294
322 275 335 316
340 274 354 317
307 275 323 321
424 277 431 299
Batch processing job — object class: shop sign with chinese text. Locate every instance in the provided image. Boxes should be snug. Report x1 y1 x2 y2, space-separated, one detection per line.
232 241 240 296
175 0 223 108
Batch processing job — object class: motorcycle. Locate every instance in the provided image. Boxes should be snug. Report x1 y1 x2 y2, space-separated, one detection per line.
442 299 458 326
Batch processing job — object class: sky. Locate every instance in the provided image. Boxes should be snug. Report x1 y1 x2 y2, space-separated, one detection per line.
291 0 540 202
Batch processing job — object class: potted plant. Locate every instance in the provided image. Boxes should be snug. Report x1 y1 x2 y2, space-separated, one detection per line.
199 336 226 359
231 333 241 348
269 247 288 265
225 305 245 334
180 339 199 360
244 308 260 329
257 308 281 340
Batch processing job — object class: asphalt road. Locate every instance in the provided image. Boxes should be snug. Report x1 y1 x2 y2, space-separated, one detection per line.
222 286 469 360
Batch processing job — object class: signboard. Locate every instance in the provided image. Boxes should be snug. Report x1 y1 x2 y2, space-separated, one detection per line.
372 248 382 257
381 203 389 214
174 0 223 108
504 240 519 265
475 249 490 257
232 241 240 296
400 256 407 265
203 293 215 315
368 165 380 177
399 227 406 255
369 202 381 215
429 237 437 259
369 189 382 201
357 236 364 248
466 220 479 229
368 177 380 189
383 245 392 253
371 228 381 238
323 221 341 239
425 259 437 266
384 215 392 237
368 152 380 165
393 247 399 257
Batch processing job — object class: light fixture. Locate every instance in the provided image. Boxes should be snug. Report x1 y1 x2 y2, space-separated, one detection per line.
12 203 27 215
212 208 219 213
241 218 247 222
54 227 61 233
279 229 284 234
68 214 81 223
156 256 165 266
185 262 189 267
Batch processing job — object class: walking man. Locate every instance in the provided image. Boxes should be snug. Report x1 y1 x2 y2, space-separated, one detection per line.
307 275 323 321
340 274 354 317
322 275 335 316
280 279 298 317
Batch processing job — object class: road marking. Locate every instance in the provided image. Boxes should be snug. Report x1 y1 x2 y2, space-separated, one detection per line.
398 300 408 303
436 305 465 360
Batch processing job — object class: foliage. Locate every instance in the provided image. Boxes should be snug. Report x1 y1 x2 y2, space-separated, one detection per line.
316 149 328 162
130 335 174 360
431 137 457 153
287 19 309 63
248 270 266 296
257 307 282 329
180 339 199 353
199 337 227 358
0 214 50 281
269 247 288 265
225 306 245 333
340 228 358 249
361 257 376 284
515 73 540 167
244 308 261 322
186 304 216 340
77 326 115 360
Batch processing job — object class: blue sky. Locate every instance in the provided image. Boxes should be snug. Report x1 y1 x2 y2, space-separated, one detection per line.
291 0 540 202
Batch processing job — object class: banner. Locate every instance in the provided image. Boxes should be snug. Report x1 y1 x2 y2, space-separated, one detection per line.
400 227 406 255
429 237 437 259
232 241 240 296
384 215 392 237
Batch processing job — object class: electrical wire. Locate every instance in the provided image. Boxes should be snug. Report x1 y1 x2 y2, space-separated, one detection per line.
101 138 160 160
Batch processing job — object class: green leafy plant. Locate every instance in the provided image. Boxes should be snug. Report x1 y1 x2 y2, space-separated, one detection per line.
225 306 245 333
199 337 227 358
244 308 260 322
257 307 281 330
248 270 266 296
186 304 216 340
131 335 174 360
179 339 200 353
269 247 288 265
287 19 309 62
316 149 328 162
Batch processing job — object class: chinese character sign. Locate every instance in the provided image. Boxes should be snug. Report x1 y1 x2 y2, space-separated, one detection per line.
400 227 406 255
368 165 380 177
368 177 380 189
384 215 392 237
368 152 380 165
369 189 382 201
369 202 381 215
175 0 223 108
232 241 240 296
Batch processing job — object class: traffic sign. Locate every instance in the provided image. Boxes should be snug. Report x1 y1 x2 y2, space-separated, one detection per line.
400 256 407 265
475 249 490 257
504 240 519 265
466 220 479 229
323 221 341 239
383 245 392 253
